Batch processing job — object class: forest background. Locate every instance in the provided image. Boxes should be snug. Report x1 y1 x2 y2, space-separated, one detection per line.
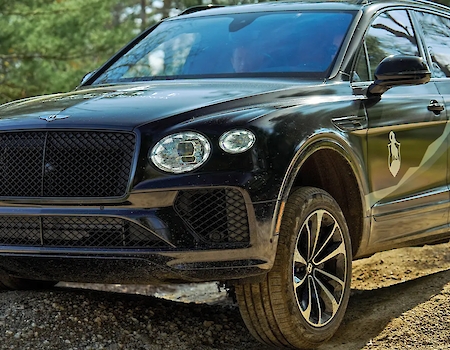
1 0 449 104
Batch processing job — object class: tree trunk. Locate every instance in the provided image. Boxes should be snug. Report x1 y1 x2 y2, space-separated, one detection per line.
140 0 146 31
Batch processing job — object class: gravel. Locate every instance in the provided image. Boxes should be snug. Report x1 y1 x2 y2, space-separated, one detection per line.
2 241 450 350
0 284 265 350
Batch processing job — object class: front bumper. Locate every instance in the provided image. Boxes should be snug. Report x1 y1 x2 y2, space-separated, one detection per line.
0 187 279 284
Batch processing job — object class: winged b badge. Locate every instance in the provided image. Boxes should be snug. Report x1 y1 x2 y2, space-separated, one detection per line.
39 114 70 122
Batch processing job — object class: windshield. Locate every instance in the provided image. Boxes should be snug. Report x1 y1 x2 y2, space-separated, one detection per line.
93 11 354 84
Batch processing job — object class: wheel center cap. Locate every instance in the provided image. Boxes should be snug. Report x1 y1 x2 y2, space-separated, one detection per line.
307 263 313 274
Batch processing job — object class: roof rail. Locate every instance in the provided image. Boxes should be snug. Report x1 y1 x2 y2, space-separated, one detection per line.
364 0 449 10
179 4 225 16
405 0 449 10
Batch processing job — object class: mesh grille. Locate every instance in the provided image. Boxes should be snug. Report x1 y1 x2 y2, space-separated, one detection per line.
0 131 136 198
174 189 250 245
0 216 168 248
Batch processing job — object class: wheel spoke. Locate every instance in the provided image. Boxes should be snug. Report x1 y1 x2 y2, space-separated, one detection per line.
314 241 345 266
294 246 307 265
310 210 324 259
311 276 323 324
315 268 345 288
293 247 308 288
301 276 313 321
312 221 338 262
304 220 312 261
314 276 340 323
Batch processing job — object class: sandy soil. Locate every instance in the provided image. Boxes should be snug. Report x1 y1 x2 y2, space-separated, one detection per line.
3 241 450 349
321 241 450 349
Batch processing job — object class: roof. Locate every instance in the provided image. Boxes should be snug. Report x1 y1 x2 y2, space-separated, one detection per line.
177 0 449 18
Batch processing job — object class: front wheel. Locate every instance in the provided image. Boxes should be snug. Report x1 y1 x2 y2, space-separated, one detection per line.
236 187 352 349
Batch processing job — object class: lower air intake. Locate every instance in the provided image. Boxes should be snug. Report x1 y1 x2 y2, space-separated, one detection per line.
0 216 168 249
174 188 250 246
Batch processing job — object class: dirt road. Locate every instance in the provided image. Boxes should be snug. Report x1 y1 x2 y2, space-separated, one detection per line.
2 242 450 349
322 242 450 349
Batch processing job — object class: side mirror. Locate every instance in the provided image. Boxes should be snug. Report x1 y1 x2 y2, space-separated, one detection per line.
79 71 96 86
367 55 431 96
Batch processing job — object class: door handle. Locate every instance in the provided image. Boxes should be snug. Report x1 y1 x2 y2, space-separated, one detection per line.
428 100 445 115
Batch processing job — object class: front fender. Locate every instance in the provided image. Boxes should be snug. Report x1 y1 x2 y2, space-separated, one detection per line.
269 133 371 258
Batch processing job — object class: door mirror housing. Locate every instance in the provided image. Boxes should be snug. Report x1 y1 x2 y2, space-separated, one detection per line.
367 55 431 96
79 71 96 86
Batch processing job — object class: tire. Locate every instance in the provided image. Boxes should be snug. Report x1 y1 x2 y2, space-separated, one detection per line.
0 274 58 290
236 187 352 349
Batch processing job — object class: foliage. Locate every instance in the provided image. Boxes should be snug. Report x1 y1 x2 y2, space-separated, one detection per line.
0 0 448 104
0 0 136 103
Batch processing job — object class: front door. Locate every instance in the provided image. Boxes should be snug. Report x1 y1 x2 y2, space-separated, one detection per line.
354 9 449 250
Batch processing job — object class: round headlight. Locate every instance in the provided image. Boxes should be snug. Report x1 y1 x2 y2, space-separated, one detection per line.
219 129 256 154
150 132 211 173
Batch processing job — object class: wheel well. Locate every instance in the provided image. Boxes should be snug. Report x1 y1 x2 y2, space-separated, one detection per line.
292 149 363 257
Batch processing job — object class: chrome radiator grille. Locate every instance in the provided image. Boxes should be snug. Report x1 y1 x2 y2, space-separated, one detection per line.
0 131 136 198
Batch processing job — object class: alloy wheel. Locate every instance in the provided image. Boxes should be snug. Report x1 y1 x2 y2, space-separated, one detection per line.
293 209 347 327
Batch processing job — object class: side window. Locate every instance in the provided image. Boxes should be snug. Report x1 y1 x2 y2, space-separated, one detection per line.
415 12 450 78
353 44 370 81
354 10 420 81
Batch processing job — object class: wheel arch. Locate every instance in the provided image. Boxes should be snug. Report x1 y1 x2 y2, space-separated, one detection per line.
277 136 369 258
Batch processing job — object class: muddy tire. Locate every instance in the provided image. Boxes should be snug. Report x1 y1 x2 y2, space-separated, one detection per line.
236 187 352 349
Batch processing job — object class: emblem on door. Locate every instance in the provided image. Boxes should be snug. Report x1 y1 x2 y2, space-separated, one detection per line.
388 131 401 177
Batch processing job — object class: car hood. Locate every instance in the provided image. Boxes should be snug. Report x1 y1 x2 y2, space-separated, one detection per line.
0 79 324 130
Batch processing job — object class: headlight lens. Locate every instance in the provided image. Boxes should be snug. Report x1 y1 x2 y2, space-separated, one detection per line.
219 129 256 154
150 132 211 173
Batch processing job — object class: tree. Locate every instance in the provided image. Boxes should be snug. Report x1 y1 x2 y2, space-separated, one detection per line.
0 0 136 103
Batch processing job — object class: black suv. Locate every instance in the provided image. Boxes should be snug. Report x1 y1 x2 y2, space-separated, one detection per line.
1 0 450 348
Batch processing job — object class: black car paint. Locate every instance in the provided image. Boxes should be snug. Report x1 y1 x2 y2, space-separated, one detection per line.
0 0 449 285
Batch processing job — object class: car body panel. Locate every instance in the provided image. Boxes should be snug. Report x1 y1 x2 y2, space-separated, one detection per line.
434 79 450 202
0 0 450 284
0 80 309 130
366 82 449 247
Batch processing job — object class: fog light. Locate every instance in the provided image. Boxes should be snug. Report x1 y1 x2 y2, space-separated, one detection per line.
219 129 256 154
